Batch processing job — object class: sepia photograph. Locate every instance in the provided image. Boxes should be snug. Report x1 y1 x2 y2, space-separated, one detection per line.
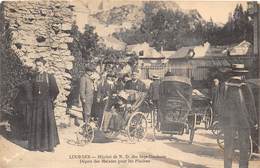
0 0 260 168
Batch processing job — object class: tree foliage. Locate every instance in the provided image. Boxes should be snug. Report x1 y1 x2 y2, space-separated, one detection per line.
69 22 134 78
114 3 253 50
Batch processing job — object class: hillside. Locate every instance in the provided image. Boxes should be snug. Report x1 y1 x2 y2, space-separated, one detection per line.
92 4 144 28
88 1 212 50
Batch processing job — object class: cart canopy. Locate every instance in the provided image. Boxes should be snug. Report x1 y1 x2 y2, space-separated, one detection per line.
159 76 192 124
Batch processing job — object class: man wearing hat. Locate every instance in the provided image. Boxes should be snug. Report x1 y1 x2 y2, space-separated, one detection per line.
148 75 160 129
148 74 160 107
218 64 257 168
124 71 146 92
79 65 96 123
97 73 115 126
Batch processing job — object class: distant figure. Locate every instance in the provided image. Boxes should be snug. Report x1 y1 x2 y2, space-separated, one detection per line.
13 68 33 140
79 66 96 123
28 57 60 152
148 75 160 109
125 71 146 92
219 64 257 168
211 78 220 119
91 71 101 120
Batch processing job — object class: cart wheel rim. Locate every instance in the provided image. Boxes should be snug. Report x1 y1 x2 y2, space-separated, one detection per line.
211 121 220 136
248 136 253 160
205 107 213 130
217 130 224 150
127 112 148 142
77 123 94 145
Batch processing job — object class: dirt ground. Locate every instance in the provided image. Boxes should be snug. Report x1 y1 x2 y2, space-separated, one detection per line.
0 124 259 168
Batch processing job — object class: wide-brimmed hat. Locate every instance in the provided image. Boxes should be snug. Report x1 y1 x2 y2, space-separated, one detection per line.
85 65 96 72
231 64 248 73
117 91 129 101
152 74 160 80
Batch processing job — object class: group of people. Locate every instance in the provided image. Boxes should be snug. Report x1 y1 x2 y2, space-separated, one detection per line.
13 55 258 168
13 56 148 152
77 64 149 126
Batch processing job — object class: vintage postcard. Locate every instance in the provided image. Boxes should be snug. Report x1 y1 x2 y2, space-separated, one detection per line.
0 0 260 168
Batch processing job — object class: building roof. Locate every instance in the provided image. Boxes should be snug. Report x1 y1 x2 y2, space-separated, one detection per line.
204 45 227 57
168 46 196 59
161 50 176 59
127 42 164 59
228 40 252 56
169 43 228 59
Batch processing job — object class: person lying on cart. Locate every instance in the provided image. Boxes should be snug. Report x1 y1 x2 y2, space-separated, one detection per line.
100 91 129 132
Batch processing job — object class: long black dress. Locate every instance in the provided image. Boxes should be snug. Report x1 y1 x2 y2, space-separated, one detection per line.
13 80 33 140
28 72 60 151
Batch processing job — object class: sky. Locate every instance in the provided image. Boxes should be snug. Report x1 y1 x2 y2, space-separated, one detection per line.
176 1 247 23
71 0 249 24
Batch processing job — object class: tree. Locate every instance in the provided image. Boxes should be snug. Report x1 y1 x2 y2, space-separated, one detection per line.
79 25 99 61
114 2 253 48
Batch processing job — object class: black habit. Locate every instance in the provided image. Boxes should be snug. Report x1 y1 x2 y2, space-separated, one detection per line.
28 72 60 151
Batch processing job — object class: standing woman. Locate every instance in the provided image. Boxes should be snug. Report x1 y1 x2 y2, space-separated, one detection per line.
28 57 60 152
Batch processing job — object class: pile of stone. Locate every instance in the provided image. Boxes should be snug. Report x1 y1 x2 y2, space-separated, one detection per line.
0 1 75 126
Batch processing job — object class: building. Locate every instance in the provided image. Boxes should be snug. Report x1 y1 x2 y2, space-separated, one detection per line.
126 42 166 79
248 2 260 76
168 42 255 88
126 42 165 65
228 40 253 56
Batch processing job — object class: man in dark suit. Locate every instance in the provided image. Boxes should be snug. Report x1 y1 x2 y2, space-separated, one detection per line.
219 64 257 168
97 73 115 125
148 75 160 108
124 71 146 92
79 66 95 123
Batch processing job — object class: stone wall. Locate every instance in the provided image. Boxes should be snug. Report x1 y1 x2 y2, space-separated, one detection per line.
0 1 75 125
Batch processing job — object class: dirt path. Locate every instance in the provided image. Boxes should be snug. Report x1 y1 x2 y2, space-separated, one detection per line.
0 125 259 168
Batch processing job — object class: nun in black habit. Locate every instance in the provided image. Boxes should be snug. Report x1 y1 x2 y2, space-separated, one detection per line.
28 57 60 152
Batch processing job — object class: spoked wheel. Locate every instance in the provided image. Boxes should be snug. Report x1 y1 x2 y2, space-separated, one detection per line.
204 106 213 130
127 112 148 142
217 130 253 160
76 123 94 145
188 113 196 144
211 121 220 136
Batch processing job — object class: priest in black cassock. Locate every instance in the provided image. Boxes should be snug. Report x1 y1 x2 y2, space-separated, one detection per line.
28 57 60 152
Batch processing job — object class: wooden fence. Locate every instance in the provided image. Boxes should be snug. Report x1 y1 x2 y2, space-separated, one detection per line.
139 56 256 81
140 65 208 81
